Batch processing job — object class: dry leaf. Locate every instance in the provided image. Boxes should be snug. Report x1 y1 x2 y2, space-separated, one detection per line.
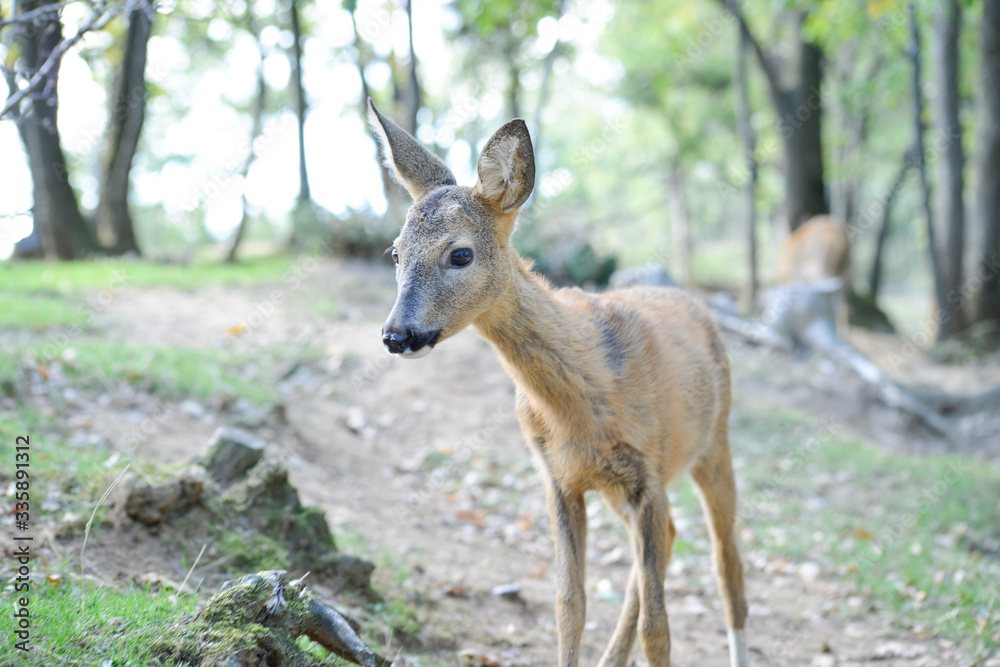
456 510 486 529
847 527 872 540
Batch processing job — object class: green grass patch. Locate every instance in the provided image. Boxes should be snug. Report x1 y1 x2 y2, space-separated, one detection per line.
0 293 91 329
0 256 294 293
29 341 277 405
0 578 199 665
723 402 1000 651
0 409 159 536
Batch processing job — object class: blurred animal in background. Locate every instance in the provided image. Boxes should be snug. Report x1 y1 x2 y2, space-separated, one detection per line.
766 215 852 345
777 215 851 286
368 99 752 667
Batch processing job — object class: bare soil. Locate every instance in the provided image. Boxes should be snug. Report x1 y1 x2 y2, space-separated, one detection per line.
53 259 1000 666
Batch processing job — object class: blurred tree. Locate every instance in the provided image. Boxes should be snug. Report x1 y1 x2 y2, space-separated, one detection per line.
602 0 737 284
970 0 1000 327
907 4 950 337
287 0 313 251
290 0 309 206
931 0 966 338
345 0 406 222
226 1 268 263
717 0 828 231
97 1 153 256
867 148 912 302
449 0 563 120
734 21 758 306
3 0 100 259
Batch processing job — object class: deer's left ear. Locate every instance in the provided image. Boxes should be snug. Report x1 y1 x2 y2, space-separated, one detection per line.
474 119 535 214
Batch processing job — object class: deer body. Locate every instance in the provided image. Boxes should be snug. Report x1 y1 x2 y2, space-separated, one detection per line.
368 99 750 666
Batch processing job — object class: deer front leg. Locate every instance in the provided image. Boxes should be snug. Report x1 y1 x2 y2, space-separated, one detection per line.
546 481 588 667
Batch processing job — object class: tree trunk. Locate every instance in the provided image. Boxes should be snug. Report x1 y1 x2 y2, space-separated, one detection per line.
969 0 1000 325
347 4 406 222
226 12 267 264
666 163 690 284
503 32 520 120
9 5 94 260
289 0 309 205
402 0 420 135
97 4 151 256
782 38 828 231
931 0 966 337
716 2 828 232
908 4 951 335
735 22 758 308
868 150 912 301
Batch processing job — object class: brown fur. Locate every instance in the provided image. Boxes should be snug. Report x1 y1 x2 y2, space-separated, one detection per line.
368 99 750 667
778 215 852 331
777 215 850 284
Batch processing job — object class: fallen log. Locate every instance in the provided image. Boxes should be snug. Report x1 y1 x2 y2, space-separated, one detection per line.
154 570 393 667
709 280 952 439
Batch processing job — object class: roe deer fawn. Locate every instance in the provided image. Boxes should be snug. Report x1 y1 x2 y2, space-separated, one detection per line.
777 215 851 332
368 99 750 667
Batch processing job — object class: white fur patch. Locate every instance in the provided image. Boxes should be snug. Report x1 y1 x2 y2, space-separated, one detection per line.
478 135 520 207
728 628 751 667
401 346 433 359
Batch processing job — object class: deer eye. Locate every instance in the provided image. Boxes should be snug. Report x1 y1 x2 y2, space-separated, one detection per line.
450 248 473 268
388 247 399 265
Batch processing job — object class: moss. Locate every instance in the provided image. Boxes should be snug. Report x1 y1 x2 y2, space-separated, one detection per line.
151 573 336 667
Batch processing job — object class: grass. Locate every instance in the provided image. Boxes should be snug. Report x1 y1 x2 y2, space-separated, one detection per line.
0 256 293 293
42 341 277 405
0 578 199 666
720 402 1000 652
0 293 91 329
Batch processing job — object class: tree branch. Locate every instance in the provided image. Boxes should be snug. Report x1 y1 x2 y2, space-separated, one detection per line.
715 0 786 105
0 1 125 121
0 1 73 30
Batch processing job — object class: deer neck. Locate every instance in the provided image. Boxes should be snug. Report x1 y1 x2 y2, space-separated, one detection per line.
472 256 596 424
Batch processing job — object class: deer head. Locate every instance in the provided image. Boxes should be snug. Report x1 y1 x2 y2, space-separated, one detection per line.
368 98 535 358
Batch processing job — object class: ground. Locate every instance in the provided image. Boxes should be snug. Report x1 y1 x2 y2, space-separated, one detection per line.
1 257 998 666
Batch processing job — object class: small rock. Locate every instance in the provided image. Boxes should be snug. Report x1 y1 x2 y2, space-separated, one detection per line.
798 561 821 581
180 400 205 417
200 427 266 485
490 584 522 601
114 468 205 525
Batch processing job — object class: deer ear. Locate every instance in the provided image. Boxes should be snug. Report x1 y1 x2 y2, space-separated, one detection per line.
367 98 456 201
474 119 535 214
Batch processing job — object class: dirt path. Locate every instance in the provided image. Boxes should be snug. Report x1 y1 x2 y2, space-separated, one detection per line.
80 259 993 666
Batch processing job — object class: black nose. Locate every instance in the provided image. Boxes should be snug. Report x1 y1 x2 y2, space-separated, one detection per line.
382 329 409 354
381 327 441 354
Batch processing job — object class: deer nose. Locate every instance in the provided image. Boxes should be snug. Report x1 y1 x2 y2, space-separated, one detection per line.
382 328 410 354
382 326 442 355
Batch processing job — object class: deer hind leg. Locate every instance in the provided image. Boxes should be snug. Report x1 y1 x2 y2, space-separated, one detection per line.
634 488 674 666
545 481 588 667
691 430 751 667
597 541 639 666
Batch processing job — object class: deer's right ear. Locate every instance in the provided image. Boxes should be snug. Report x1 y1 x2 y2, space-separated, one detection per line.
367 98 456 201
